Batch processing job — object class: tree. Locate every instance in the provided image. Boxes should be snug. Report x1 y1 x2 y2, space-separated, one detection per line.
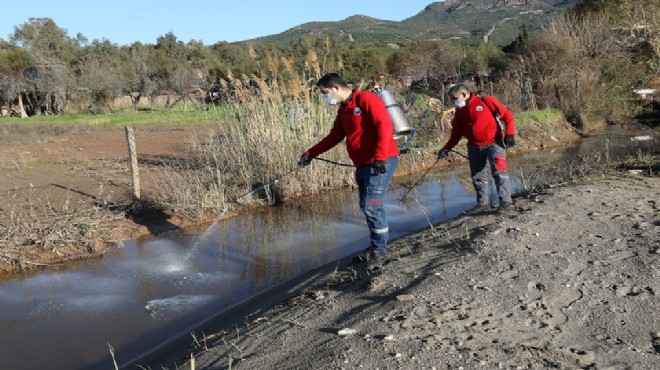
10 18 81 115
75 39 126 112
340 44 387 83
10 18 81 63
386 40 463 79
78 56 125 112
0 41 33 116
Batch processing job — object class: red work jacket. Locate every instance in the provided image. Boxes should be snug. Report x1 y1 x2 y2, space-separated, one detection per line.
306 89 400 166
442 93 515 149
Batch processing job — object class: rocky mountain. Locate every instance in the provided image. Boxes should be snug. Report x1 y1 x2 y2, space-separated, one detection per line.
246 0 575 46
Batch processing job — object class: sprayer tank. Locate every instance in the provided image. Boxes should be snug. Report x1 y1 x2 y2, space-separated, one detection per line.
376 90 412 136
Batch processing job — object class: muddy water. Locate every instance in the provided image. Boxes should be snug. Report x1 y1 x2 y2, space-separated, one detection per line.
0 125 655 370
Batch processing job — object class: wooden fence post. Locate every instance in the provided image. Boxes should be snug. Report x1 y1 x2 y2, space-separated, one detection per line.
124 126 141 201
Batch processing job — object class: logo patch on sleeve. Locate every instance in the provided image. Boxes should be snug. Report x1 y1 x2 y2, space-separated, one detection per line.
354 108 361 116
476 106 483 112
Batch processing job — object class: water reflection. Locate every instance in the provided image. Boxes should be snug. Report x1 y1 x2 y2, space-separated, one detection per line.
0 125 654 370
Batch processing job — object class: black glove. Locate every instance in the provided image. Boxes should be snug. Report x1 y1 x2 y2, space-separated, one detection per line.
504 135 515 148
437 149 450 160
298 153 312 167
373 160 387 174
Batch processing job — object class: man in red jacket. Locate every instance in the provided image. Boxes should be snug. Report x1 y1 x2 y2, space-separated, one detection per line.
437 84 516 213
298 73 400 270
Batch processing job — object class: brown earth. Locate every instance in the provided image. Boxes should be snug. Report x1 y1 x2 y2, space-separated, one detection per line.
0 125 214 272
0 125 203 206
140 173 660 370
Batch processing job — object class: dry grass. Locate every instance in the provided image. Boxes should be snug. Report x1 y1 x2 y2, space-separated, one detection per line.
138 73 358 219
0 190 123 270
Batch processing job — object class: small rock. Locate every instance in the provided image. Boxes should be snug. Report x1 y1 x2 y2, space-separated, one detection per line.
396 294 415 302
366 278 383 291
337 328 357 337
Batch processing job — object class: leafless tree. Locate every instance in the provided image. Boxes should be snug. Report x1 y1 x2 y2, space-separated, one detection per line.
77 56 125 113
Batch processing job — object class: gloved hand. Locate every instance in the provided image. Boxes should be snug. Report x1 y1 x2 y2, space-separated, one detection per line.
373 160 387 174
298 153 312 167
504 135 515 148
436 149 450 160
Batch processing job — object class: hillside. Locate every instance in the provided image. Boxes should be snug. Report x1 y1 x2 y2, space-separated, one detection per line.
246 0 576 47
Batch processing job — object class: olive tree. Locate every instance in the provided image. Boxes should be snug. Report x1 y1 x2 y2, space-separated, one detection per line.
10 18 81 115
0 41 32 116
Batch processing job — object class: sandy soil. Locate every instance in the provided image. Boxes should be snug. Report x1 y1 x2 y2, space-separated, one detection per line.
142 174 659 370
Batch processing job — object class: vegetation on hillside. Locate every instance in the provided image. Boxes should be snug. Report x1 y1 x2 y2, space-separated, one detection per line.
250 0 575 47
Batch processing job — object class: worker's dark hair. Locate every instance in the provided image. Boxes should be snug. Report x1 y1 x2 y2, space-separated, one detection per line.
316 73 349 89
448 84 471 96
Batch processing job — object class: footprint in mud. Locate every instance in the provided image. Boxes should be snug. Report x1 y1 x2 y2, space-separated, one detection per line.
562 261 586 278
652 332 660 354
498 263 519 280
546 288 584 327
613 284 655 297
467 315 502 335
521 300 553 329
518 285 584 332
527 280 545 301
567 347 596 367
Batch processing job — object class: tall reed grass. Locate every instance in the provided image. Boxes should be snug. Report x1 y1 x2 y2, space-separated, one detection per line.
141 74 359 218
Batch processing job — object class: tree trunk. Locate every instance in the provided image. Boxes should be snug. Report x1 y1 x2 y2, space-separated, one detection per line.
17 94 28 118
130 93 141 112
165 93 188 110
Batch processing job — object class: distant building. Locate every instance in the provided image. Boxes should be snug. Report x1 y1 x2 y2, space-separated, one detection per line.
633 76 660 101
633 88 656 101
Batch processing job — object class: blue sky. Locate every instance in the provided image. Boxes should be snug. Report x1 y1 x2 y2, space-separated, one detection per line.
2 1 440 45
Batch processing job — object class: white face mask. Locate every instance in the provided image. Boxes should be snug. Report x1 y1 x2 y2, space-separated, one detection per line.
453 99 466 108
322 93 337 105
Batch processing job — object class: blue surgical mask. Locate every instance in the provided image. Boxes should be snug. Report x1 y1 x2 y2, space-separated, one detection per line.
453 99 466 108
322 93 337 105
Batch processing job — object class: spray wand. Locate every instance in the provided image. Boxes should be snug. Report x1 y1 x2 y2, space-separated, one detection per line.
235 166 301 203
398 149 468 202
